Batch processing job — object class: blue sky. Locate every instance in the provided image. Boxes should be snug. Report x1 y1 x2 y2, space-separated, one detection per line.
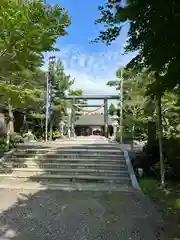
45 0 137 105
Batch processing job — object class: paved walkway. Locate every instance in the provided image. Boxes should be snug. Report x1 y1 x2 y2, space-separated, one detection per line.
0 189 163 240
0 136 163 240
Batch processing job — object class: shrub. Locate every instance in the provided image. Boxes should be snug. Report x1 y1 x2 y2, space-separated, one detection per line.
0 133 24 151
52 131 61 139
0 136 7 150
131 137 180 180
47 131 61 140
10 133 24 147
115 131 132 143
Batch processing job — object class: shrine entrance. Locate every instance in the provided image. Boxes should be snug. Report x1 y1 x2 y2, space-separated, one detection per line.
64 95 119 138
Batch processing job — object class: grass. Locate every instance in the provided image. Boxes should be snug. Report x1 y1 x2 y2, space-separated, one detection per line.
140 178 180 240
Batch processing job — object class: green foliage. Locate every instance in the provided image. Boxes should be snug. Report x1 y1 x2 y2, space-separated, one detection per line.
0 0 70 72
0 0 70 111
95 0 180 91
47 131 61 140
107 68 148 139
0 133 24 151
10 132 24 146
0 0 71 138
0 136 7 150
52 131 61 139
140 178 180 212
51 60 74 125
115 131 132 143
132 137 180 181
140 178 180 238
0 83 42 109
68 89 87 120
107 67 180 141
108 103 117 116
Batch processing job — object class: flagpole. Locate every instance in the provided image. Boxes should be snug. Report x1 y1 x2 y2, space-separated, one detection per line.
120 68 124 144
45 74 49 142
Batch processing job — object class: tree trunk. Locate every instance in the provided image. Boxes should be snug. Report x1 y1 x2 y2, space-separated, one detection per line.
156 94 165 188
6 99 14 148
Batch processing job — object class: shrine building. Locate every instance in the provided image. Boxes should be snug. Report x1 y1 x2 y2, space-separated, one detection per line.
74 113 113 136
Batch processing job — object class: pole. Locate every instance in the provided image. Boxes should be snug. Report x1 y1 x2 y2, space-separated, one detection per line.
119 68 123 144
156 94 165 187
71 98 75 137
67 107 71 139
45 74 49 142
48 56 55 141
104 98 108 138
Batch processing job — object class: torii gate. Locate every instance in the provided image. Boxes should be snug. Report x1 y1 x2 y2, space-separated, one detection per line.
64 95 119 138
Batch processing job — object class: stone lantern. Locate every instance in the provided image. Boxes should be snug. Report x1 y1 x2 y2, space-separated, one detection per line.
59 120 65 137
66 107 72 138
0 113 7 136
111 112 119 139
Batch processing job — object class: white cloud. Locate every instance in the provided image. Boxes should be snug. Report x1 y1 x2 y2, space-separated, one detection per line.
43 25 138 107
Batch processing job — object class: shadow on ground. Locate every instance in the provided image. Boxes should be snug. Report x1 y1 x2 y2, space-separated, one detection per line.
0 141 163 239
0 189 161 240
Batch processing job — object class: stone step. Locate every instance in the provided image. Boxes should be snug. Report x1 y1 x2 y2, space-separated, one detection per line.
16 148 122 153
10 154 123 159
1 162 127 170
16 144 121 148
14 150 122 156
0 159 127 169
6 158 126 165
0 167 129 176
0 172 130 182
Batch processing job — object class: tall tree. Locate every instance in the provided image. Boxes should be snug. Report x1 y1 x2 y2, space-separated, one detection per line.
107 68 146 138
108 67 166 186
0 0 70 140
95 0 180 91
49 60 74 139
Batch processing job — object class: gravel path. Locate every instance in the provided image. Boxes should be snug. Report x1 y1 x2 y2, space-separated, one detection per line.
0 189 162 240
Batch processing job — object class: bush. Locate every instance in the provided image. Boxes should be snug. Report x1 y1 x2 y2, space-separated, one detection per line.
0 136 7 150
52 131 61 139
10 133 24 147
131 137 180 180
115 131 132 143
47 131 61 140
0 133 24 151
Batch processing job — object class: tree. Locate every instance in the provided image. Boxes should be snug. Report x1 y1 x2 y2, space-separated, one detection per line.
108 67 166 186
0 0 70 142
49 60 74 139
68 89 87 121
107 68 147 140
108 103 117 116
161 91 180 138
95 0 180 92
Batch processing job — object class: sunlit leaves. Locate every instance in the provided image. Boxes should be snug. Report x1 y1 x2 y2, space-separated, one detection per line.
0 0 70 111
96 0 180 91
0 82 42 108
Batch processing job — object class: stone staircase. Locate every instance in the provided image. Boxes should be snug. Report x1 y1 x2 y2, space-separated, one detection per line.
0 137 132 190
